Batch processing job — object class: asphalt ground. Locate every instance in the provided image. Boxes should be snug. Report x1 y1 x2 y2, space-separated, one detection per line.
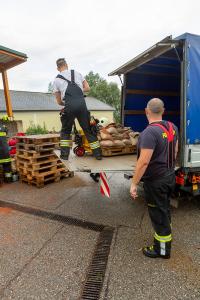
0 173 200 299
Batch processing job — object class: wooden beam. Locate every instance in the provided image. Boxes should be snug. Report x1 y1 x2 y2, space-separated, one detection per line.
0 63 4 72
2 70 13 117
124 110 180 116
0 49 26 61
4 59 25 70
126 89 179 97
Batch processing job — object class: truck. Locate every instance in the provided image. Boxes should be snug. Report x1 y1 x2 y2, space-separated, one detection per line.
62 33 200 197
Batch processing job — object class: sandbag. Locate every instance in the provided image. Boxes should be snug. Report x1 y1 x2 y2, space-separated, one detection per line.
100 140 114 147
106 127 118 134
129 136 139 146
105 123 117 129
100 128 113 140
122 132 130 139
116 127 125 133
122 139 132 145
113 140 125 147
129 131 140 138
111 133 124 140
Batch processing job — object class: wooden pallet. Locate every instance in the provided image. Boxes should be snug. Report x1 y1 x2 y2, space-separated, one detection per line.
18 164 64 176
17 157 60 170
16 134 60 145
17 148 55 157
15 134 74 187
20 171 74 188
101 145 136 157
17 159 64 176
20 169 74 188
17 150 56 162
11 157 17 173
16 142 59 152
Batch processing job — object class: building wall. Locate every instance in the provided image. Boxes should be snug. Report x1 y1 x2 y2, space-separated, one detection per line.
0 111 114 132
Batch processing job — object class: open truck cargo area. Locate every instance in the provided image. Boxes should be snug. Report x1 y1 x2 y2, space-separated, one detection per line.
109 32 200 195
57 33 200 196
55 150 137 173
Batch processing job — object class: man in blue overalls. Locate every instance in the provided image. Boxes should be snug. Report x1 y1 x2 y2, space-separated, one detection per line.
53 58 102 160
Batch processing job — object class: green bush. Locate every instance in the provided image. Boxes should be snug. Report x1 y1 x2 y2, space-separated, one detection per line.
26 122 48 135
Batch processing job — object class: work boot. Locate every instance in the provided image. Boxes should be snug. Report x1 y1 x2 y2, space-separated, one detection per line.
90 173 100 182
60 147 70 160
93 148 102 160
95 154 102 160
142 245 170 259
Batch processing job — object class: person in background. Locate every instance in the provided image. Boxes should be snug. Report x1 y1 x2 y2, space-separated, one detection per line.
53 58 102 160
0 122 12 183
130 98 178 259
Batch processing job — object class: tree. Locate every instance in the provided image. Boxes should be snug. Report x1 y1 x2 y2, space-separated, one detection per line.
48 82 54 93
85 71 121 123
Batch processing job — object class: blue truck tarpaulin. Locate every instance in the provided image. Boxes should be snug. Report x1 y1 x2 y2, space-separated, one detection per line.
176 33 200 144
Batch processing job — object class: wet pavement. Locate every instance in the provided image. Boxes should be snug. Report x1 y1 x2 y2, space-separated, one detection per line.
0 173 200 299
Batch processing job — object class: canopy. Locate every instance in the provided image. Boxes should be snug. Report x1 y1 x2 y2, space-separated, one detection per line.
0 45 27 117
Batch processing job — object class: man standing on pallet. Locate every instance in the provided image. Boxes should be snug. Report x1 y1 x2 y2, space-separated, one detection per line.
53 58 102 160
130 98 178 259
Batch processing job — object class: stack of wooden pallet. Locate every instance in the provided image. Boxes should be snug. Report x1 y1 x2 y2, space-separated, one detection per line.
16 134 73 188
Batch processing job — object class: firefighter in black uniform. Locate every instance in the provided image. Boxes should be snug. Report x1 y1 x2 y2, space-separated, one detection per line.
0 123 12 182
130 98 178 259
53 58 102 160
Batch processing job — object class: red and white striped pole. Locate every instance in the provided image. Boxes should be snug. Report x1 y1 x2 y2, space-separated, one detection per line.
100 172 110 198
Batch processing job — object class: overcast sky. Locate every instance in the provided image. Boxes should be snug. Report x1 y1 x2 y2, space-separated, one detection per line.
0 0 200 92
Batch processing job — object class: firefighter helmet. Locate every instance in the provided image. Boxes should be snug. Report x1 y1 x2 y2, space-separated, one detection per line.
99 117 109 127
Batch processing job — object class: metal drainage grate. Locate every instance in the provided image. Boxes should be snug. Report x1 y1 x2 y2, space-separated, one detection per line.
0 200 115 299
0 200 105 232
80 227 114 300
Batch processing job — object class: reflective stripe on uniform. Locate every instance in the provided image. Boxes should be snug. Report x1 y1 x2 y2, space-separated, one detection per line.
60 140 73 147
148 203 156 208
90 141 100 149
160 242 166 255
4 172 12 178
0 132 6 137
0 158 12 163
154 232 172 243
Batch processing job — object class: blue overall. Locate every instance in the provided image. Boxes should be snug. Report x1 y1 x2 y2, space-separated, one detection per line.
57 71 101 160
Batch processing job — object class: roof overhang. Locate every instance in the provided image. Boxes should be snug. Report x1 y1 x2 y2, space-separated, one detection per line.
0 45 27 72
108 36 181 76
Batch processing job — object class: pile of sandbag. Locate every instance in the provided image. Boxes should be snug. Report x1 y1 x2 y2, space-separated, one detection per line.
99 123 139 148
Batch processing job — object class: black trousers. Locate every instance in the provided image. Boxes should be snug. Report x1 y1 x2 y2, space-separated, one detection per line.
0 162 12 182
60 105 101 158
143 173 175 255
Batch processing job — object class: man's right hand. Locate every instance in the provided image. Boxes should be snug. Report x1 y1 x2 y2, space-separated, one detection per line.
130 182 138 199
